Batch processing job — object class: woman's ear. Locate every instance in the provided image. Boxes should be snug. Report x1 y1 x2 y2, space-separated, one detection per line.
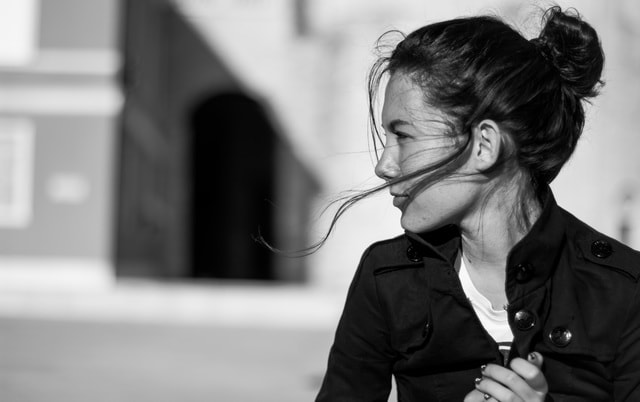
470 120 502 172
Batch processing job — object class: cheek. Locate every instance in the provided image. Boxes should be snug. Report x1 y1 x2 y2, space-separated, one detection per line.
398 143 457 177
398 146 434 173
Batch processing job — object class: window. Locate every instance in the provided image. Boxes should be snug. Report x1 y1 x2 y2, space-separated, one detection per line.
0 0 39 65
0 118 34 228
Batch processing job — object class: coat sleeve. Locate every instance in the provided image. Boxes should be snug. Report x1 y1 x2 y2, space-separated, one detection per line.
315 247 396 402
613 281 640 400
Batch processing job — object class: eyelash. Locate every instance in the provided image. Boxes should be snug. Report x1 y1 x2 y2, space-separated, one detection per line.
380 131 411 147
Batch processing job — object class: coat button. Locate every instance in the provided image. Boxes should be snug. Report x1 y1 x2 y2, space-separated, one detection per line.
549 326 572 347
591 239 612 258
514 310 536 331
406 245 422 262
514 263 535 283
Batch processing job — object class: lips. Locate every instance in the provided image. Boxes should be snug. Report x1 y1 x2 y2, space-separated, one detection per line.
391 193 409 208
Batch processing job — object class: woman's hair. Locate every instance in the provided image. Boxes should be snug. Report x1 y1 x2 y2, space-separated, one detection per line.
262 6 605 255
369 6 604 193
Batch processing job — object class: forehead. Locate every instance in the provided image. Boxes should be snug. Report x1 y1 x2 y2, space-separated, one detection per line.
381 73 444 127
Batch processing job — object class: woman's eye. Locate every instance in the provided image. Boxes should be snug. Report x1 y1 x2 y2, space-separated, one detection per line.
395 132 411 141
380 130 412 146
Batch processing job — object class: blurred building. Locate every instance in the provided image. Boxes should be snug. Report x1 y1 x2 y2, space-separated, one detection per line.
0 0 320 289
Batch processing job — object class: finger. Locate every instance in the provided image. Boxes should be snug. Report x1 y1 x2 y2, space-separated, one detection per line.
527 351 544 369
480 363 547 400
509 355 548 394
464 388 500 402
463 388 481 402
474 374 524 402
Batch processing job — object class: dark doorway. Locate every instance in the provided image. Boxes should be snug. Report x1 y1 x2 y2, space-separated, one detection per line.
190 93 275 280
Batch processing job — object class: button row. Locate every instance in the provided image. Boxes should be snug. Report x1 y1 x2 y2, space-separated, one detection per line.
406 242 578 348
513 309 572 347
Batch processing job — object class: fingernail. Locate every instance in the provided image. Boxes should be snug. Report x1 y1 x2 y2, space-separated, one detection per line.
474 377 482 385
480 364 486 372
528 352 536 361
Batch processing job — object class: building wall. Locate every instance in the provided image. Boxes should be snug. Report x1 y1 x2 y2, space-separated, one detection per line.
0 0 121 289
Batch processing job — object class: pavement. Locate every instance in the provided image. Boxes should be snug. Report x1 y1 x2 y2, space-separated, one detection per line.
0 280 347 402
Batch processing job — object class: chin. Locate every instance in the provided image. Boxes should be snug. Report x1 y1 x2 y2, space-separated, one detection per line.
401 210 453 234
401 216 434 234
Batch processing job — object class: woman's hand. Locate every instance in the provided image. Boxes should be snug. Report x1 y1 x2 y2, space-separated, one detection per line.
463 352 548 402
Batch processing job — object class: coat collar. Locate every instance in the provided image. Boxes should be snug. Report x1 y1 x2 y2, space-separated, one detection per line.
404 187 566 294
504 187 567 296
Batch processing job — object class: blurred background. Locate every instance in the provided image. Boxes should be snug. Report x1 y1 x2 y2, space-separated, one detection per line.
0 0 638 401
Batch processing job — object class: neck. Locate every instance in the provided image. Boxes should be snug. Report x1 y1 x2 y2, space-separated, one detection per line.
459 182 542 274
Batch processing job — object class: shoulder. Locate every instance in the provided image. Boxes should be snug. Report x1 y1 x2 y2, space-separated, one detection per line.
358 234 423 274
560 207 640 282
340 234 423 321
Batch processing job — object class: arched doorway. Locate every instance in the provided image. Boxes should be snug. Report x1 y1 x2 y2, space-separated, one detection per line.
190 93 275 280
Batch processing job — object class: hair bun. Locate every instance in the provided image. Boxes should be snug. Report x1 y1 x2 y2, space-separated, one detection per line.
532 6 604 98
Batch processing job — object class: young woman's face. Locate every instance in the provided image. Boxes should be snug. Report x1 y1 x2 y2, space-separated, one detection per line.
375 73 481 233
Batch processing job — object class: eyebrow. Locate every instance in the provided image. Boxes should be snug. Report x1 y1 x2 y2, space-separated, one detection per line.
384 119 413 132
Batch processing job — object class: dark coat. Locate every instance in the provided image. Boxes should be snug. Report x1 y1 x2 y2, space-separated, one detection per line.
316 191 640 401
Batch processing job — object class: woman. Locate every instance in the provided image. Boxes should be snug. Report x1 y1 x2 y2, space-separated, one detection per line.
315 6 640 402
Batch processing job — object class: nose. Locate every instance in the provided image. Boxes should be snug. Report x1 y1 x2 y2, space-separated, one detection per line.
375 147 400 181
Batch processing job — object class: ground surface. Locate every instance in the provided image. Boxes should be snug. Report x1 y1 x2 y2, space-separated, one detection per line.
0 280 403 401
0 317 333 402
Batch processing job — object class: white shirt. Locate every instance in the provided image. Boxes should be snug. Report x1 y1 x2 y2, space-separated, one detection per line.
458 254 513 360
